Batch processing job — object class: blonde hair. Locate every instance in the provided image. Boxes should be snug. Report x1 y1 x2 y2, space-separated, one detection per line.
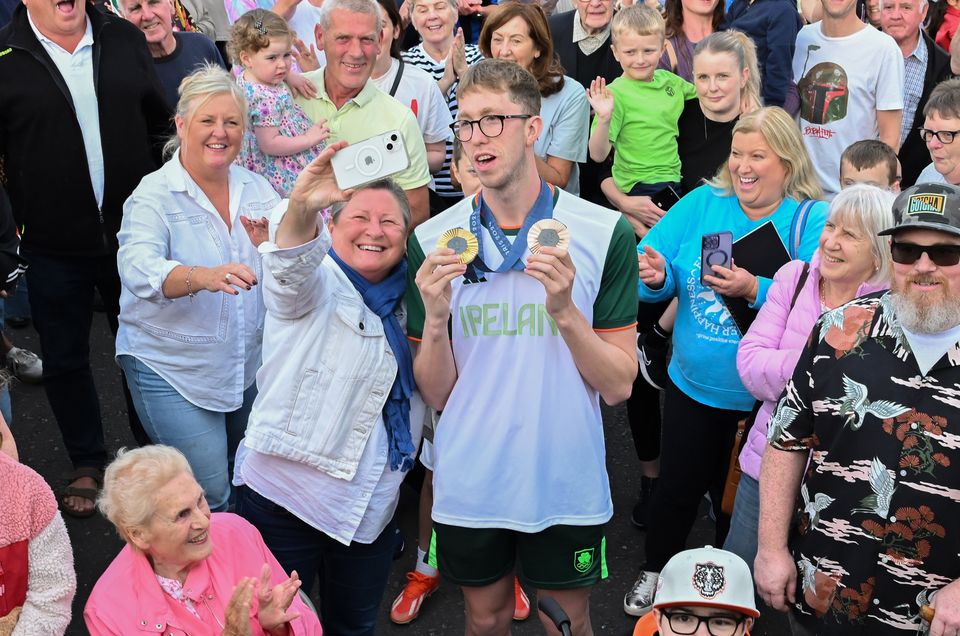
694 30 762 114
162 64 248 160
826 184 896 284
611 4 665 42
97 445 193 546
227 9 293 65
709 107 823 202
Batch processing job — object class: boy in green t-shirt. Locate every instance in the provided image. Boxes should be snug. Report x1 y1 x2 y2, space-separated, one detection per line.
587 5 696 203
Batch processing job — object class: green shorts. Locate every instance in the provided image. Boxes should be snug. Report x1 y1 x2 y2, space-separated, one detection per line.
429 523 607 589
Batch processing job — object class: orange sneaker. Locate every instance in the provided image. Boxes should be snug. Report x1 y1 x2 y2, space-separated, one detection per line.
390 571 440 624
513 576 531 621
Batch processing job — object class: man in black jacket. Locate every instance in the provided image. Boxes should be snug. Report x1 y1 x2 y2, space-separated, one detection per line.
882 0 952 188
0 0 170 516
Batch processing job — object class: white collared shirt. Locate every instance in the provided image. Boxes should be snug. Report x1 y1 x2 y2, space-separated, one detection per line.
27 12 104 209
116 152 282 411
572 12 611 56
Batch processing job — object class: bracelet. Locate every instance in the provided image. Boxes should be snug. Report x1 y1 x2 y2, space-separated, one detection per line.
185 266 198 298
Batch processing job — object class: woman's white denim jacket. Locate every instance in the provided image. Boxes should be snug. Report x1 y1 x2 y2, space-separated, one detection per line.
244 217 413 480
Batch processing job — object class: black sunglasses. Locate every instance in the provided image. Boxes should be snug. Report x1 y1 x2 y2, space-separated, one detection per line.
891 241 960 266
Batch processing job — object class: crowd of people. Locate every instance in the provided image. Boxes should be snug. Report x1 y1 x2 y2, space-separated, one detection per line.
2 0 960 631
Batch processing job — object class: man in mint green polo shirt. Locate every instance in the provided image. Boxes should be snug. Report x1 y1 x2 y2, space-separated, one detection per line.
296 0 431 226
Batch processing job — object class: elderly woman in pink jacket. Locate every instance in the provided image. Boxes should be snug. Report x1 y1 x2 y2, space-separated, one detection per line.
84 445 322 636
723 184 896 571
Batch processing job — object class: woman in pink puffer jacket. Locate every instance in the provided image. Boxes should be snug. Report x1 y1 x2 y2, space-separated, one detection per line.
722 184 896 570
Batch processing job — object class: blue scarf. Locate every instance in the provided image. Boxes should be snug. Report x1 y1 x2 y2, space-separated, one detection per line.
328 248 415 472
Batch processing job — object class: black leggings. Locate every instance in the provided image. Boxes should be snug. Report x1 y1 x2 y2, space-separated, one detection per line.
642 379 749 571
626 299 671 462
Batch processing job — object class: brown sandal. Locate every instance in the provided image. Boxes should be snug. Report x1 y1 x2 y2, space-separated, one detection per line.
60 466 103 519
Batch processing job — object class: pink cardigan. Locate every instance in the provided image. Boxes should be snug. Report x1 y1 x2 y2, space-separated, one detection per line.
735 255 887 480
84 512 322 636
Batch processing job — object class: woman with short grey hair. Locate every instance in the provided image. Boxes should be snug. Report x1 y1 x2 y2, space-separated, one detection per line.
85 445 322 635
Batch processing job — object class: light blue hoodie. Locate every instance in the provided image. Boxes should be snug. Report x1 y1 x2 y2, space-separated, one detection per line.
638 185 828 411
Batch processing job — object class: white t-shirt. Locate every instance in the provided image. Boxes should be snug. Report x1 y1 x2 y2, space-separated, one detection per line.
793 23 904 198
407 188 638 531
917 161 948 184
535 76 590 197
371 57 453 144
901 323 960 375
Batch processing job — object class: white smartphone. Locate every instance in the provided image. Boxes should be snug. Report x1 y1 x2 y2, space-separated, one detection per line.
331 130 410 190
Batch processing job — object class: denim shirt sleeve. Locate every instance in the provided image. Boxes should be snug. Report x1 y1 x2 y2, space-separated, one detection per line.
259 213 332 321
117 194 181 305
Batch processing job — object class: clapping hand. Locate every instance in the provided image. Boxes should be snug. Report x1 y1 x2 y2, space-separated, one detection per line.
256 564 302 633
221 578 254 636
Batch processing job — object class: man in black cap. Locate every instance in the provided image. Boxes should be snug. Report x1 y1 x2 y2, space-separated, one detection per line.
755 182 960 636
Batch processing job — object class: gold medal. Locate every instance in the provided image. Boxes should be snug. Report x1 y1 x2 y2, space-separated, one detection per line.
437 228 479 264
527 219 570 255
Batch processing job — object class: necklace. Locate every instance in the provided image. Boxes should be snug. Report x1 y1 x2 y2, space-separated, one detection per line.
819 277 834 310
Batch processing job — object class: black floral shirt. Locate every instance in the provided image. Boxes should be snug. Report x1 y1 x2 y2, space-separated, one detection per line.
770 291 960 635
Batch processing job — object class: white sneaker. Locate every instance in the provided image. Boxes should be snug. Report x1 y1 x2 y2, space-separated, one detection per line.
6 346 42 384
623 570 659 616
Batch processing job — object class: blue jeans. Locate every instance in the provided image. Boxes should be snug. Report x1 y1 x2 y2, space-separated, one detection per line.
236 485 397 636
722 473 760 575
119 355 253 512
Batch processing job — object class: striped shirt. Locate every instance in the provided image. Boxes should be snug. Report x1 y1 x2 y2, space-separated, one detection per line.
901 30 927 148
402 43 484 198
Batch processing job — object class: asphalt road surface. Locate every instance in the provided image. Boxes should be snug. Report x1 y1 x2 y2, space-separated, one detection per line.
8 313 790 635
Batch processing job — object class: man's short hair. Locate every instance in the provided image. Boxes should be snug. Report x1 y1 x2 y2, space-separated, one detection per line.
840 140 899 185
923 78 960 121
329 179 411 229
457 58 541 117
611 4 665 43
318 0 382 32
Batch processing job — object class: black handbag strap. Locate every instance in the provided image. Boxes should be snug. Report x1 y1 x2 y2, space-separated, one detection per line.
738 261 810 447
789 262 811 311
389 58 405 97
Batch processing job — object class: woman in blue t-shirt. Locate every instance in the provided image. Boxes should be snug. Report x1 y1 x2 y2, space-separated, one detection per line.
623 106 828 617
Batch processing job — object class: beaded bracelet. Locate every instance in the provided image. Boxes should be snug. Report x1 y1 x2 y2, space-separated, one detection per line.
185 265 198 298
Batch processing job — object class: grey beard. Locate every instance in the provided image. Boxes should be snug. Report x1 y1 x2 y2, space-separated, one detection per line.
889 290 960 334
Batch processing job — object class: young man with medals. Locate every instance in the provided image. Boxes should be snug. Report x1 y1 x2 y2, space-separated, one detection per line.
406 58 639 636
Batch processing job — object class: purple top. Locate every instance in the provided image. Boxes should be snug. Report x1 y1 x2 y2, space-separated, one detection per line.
657 34 697 83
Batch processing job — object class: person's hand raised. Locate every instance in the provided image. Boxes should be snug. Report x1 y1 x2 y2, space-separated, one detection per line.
586 77 614 122
289 141 355 214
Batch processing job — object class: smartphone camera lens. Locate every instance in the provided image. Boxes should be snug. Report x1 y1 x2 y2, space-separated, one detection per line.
704 235 719 249
390 134 399 142
386 143 394 151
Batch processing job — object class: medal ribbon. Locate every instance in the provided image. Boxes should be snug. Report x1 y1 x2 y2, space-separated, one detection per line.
468 180 553 274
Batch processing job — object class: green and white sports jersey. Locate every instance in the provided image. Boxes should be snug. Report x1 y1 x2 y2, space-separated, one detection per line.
406 185 637 531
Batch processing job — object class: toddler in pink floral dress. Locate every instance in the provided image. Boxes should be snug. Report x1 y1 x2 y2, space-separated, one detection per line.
230 10 328 196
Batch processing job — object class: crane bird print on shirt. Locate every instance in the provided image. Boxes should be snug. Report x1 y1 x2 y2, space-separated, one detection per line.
767 395 800 443
851 457 897 518
835 375 910 431
801 483 835 529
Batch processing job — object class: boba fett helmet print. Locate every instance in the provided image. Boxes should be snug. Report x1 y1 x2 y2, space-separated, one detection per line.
798 62 849 125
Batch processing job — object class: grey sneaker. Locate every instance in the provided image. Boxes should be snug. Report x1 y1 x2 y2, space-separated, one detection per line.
623 570 659 616
6 346 42 384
